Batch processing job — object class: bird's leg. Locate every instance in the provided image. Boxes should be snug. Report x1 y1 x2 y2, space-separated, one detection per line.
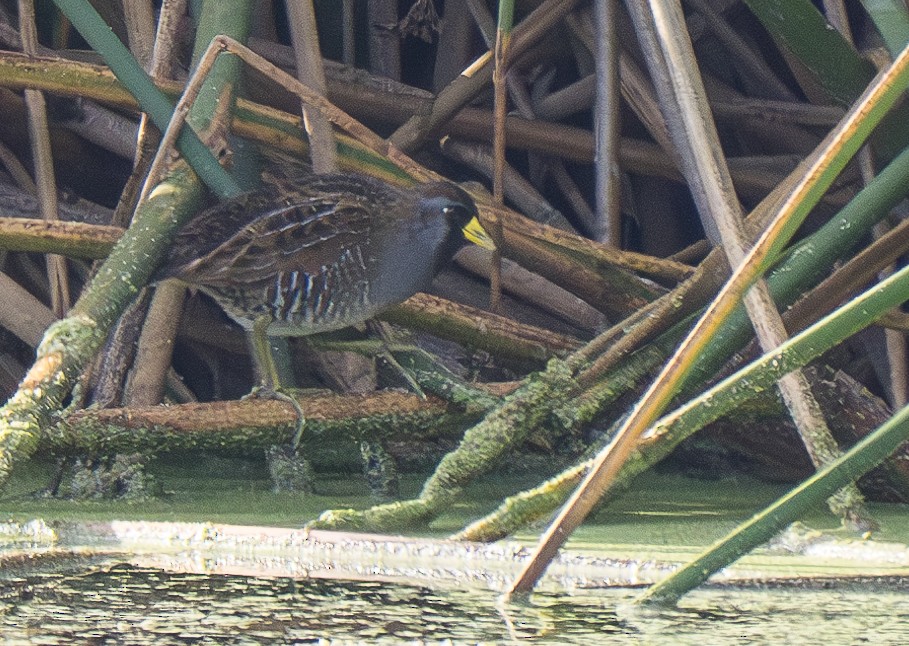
250 316 281 391
248 316 307 449
368 321 426 399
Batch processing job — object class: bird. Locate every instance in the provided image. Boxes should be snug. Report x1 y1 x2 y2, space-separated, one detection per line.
155 172 495 441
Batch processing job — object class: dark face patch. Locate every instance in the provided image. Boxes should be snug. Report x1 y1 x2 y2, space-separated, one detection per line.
441 203 476 231
417 182 478 236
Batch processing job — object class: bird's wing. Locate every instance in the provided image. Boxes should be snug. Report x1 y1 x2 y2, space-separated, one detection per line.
174 193 375 285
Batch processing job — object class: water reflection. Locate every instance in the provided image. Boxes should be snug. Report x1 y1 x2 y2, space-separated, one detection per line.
1 565 908 643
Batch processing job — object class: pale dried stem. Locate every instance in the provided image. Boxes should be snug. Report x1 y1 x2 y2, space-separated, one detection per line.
285 0 338 173
122 0 156 69
18 0 70 318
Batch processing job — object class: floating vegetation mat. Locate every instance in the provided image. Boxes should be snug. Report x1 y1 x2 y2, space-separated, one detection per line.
2 518 909 591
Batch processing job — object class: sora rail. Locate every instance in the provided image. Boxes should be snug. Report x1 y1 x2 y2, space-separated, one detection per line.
156 172 495 391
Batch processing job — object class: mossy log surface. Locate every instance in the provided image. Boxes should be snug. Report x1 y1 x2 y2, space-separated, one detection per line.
47 391 478 455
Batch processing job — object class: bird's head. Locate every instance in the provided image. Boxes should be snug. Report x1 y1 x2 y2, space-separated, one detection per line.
416 182 496 255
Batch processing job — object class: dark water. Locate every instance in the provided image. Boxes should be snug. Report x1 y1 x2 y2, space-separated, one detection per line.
1 565 908 644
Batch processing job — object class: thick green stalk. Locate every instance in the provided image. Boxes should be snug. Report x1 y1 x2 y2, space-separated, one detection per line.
638 399 909 605
509 47 909 589
0 0 253 489
51 0 241 198
307 136 909 534
743 0 872 105
859 0 909 56
455 133 909 541
459 233 909 542
687 141 909 387
744 0 909 160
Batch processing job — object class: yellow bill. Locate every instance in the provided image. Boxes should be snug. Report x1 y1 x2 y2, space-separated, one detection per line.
463 216 496 250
